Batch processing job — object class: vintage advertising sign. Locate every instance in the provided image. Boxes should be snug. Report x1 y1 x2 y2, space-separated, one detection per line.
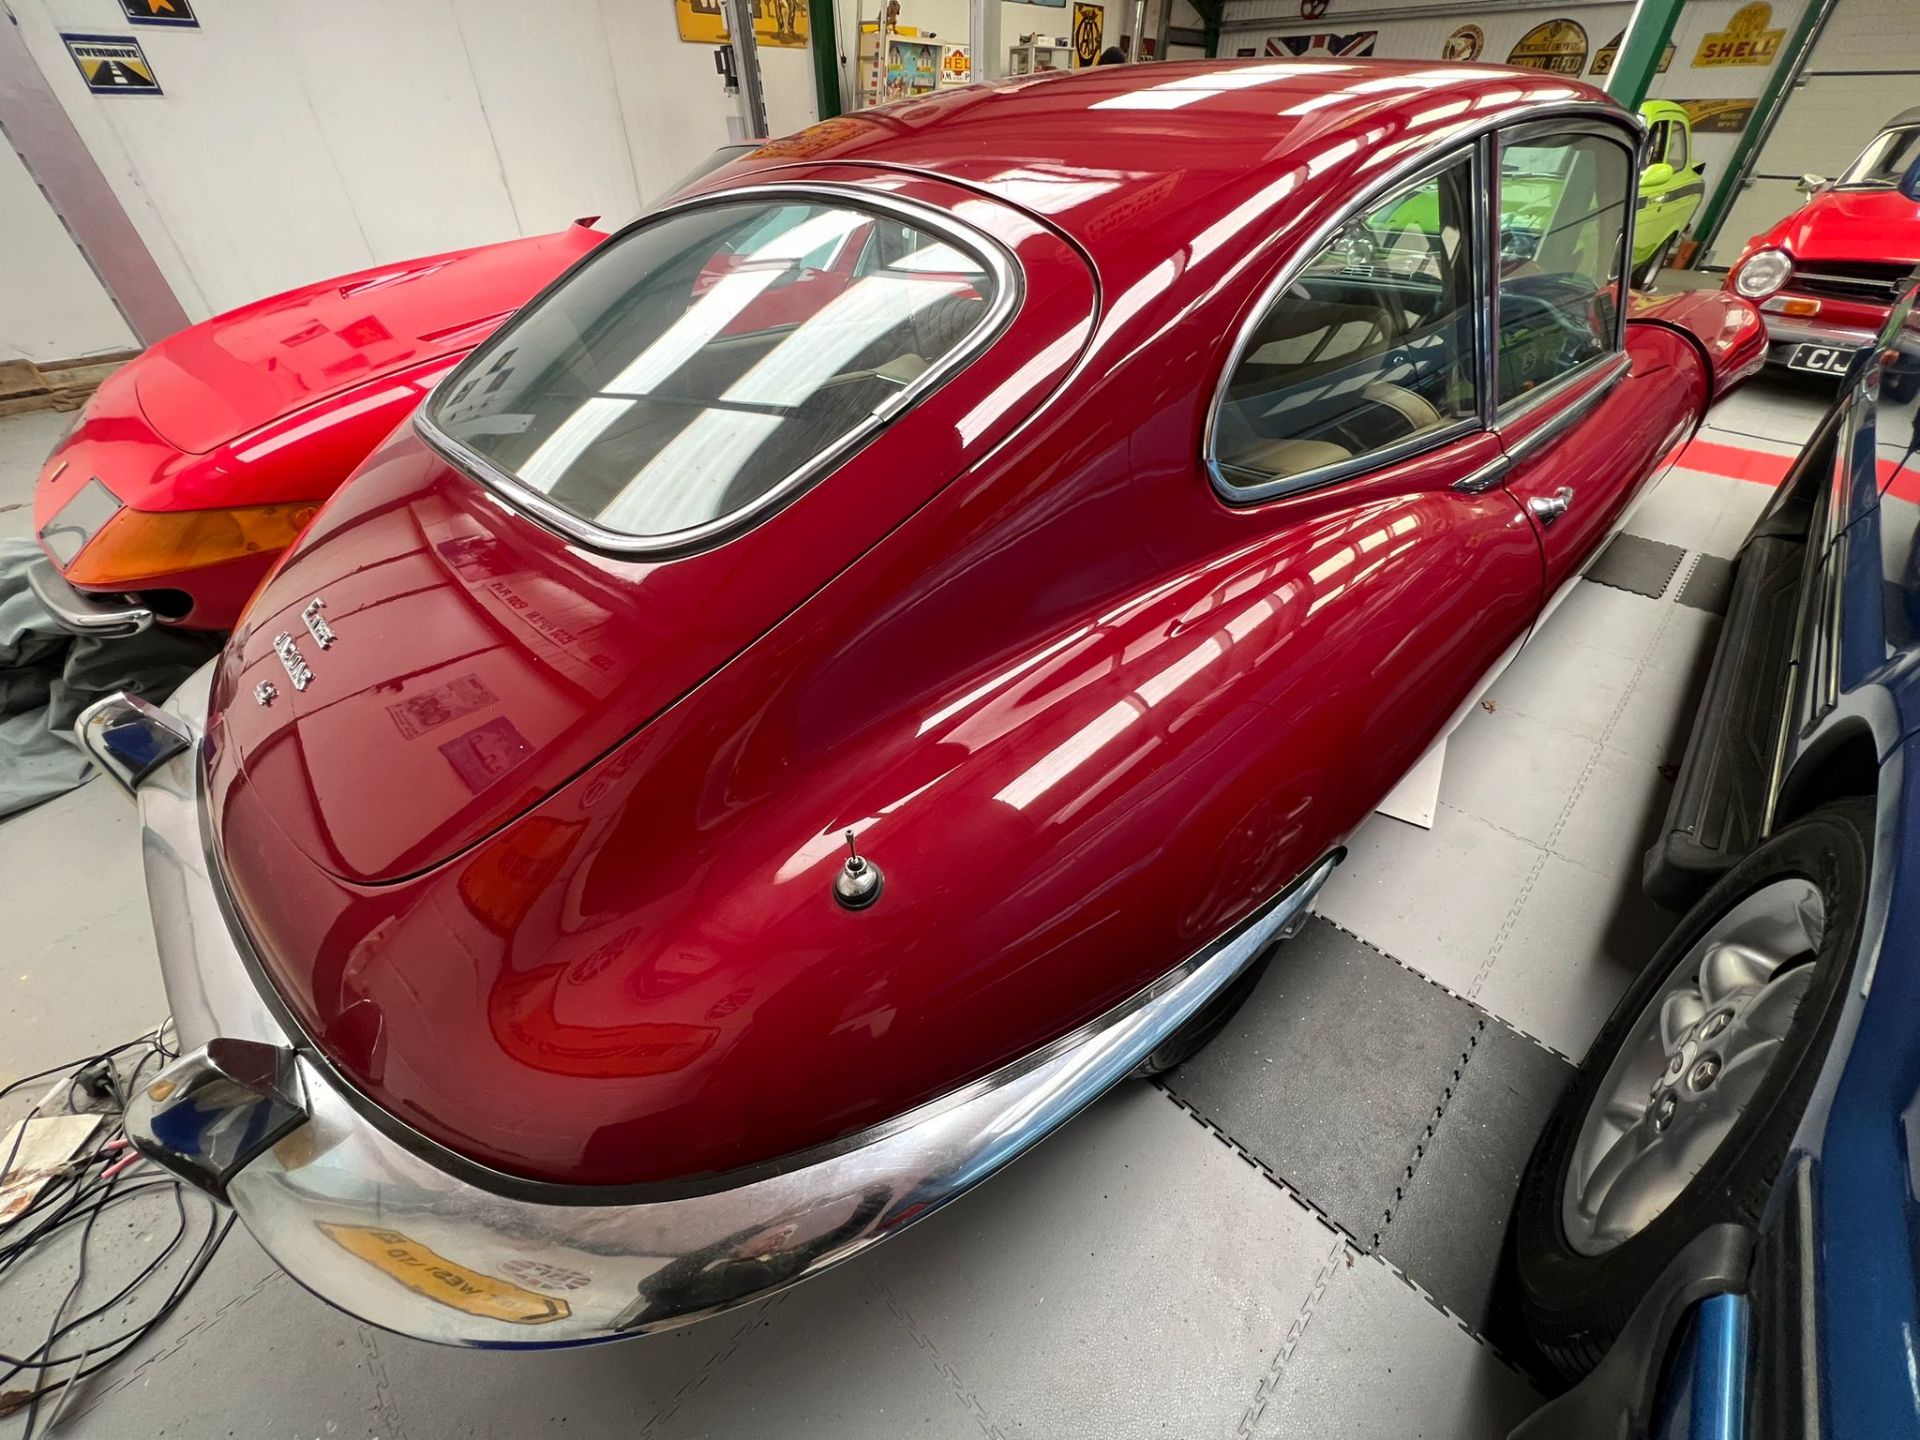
940 41 972 85
1442 25 1484 62
1507 19 1588 75
62 34 160 94
1590 29 1674 75
1694 3 1784 67
1678 97 1760 134
1072 2 1104 67
674 0 808 49
1264 31 1377 59
118 0 196 27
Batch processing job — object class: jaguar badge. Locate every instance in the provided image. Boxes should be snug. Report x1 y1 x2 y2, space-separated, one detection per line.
253 681 278 707
272 632 314 692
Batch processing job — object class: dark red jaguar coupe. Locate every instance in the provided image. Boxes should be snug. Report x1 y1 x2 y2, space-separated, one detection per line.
84 59 1762 1344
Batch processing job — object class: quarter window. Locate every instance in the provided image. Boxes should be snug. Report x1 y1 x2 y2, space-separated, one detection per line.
1496 132 1631 405
428 199 1001 545
1213 153 1479 491
1665 120 1689 171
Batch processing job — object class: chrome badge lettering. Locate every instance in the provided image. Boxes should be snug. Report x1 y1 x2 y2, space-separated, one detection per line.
272 632 314 691
301 596 336 650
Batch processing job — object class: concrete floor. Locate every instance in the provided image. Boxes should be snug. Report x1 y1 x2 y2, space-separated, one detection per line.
0 369 1838 1438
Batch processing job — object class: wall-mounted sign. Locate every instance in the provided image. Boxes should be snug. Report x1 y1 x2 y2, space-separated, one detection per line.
118 0 196 27
62 33 160 94
1694 3 1783 68
1678 97 1760 133
1235 46 1256 57
1442 25 1484 62
885 37 940 98
673 0 808 50
1507 20 1588 75
1590 30 1673 75
1264 31 1377 59
1072 3 1104 67
940 41 972 85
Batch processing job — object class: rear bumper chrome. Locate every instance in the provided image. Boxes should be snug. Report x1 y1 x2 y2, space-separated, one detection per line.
108 663 1335 1346
26 556 154 636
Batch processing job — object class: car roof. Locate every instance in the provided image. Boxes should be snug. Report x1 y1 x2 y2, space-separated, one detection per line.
1640 99 1690 126
1889 106 1920 129
744 60 1628 289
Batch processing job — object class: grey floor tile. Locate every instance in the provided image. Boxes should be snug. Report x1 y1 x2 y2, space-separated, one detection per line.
1697 375 1830 448
1249 1248 1543 1440
640 1268 995 1440
1621 473 1728 551
1318 806 1542 995
1438 706 1597 849
1550 743 1673 883
1533 580 1667 663
872 1085 1334 1440
1584 534 1687 600
1484 635 1641 743
1605 638 1714 767
1376 1021 1572 1336
1474 854 1675 1061
1167 919 1478 1247
1676 554 1735 615
0 780 166 1095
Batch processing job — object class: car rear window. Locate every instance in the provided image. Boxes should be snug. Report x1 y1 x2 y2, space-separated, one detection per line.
427 198 1005 546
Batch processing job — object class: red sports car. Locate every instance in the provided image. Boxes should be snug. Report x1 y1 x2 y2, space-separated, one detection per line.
1724 107 1920 397
85 62 1761 1344
28 147 763 637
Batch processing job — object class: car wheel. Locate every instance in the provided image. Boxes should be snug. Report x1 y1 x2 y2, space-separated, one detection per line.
1511 801 1873 1381
1633 235 1675 292
1133 951 1274 1077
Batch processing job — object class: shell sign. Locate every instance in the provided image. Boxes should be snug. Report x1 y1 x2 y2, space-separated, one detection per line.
1507 19 1588 76
1694 3 1784 68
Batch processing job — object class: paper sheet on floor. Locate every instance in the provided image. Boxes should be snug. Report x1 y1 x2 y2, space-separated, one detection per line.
1375 737 1445 829
0 539 218 819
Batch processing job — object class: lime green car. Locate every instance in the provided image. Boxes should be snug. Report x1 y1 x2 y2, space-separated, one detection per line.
1372 101 1703 290
1632 100 1705 288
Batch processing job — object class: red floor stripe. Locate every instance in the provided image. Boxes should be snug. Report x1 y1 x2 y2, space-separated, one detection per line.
1678 435 1920 503
1675 437 1792 486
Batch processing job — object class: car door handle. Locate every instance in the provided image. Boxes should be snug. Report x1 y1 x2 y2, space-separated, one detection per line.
1528 486 1575 526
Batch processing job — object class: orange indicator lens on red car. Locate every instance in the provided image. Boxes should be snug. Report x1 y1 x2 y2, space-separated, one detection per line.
65 501 321 586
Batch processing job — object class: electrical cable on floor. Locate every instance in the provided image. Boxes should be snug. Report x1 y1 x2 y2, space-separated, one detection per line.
0 1023 230 1438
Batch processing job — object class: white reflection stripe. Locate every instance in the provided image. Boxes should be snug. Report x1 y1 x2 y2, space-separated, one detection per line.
995 700 1139 811
598 410 784 533
725 274 948 407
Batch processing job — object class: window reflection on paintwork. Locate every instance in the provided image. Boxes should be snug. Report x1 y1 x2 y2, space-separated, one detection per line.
1214 154 1478 484
432 202 997 541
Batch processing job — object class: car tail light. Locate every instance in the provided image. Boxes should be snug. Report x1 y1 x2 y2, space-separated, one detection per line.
65 501 321 586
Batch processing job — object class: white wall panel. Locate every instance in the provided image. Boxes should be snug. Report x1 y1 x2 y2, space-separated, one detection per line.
8 0 765 321
0 138 136 362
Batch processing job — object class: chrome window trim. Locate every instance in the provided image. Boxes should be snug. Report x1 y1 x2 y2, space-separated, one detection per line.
414 182 1024 559
1492 115 1639 411
1204 100 1637 508
1499 350 1632 449
1207 144 1485 506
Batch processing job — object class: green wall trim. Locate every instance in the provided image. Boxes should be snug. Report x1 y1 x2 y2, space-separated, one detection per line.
1603 0 1685 110
810 0 842 123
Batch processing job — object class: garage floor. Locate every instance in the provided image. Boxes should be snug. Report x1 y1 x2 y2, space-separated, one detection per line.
0 372 1845 1438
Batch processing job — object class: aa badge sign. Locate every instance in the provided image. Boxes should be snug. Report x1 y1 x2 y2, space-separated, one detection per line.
63 34 161 95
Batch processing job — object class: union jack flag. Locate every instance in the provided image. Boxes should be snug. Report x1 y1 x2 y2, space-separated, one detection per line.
1265 30 1377 59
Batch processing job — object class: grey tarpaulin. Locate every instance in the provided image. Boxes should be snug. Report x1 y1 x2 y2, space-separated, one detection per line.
0 539 220 818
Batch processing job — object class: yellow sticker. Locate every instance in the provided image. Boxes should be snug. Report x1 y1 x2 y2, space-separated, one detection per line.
319 1224 572 1325
1694 3 1783 68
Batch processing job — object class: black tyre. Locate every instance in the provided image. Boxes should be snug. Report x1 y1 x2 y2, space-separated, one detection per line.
1512 801 1873 1381
1133 951 1274 1077
1632 235 1675 292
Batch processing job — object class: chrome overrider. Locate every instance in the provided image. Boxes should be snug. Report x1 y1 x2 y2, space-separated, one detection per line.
83 663 1337 1346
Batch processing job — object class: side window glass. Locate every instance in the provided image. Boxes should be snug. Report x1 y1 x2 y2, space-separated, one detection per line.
1646 120 1669 168
1669 122 1689 171
1496 132 1631 405
1213 153 1478 490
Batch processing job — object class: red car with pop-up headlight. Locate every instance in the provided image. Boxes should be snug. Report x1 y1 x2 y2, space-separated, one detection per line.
78 62 1763 1346
1724 108 1920 398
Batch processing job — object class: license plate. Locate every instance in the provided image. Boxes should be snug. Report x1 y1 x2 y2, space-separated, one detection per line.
1787 342 1853 377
